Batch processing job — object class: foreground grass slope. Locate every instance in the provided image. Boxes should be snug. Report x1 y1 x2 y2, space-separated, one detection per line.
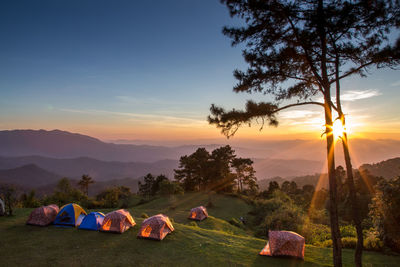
1 193 399 266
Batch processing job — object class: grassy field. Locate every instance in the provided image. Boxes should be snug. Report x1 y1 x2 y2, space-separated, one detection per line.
0 193 399 266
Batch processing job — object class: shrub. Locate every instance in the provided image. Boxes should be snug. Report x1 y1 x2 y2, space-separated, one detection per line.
340 225 356 238
320 239 333 248
341 237 357 249
363 228 384 251
264 205 304 233
300 222 331 245
141 213 149 219
370 176 400 252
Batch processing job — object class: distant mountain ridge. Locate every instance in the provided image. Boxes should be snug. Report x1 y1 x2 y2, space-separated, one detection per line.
0 164 62 188
0 129 179 162
2 129 400 165
0 155 178 181
359 157 400 179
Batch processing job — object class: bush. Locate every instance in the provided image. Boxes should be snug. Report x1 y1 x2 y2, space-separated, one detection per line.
141 212 149 219
264 205 304 233
340 225 356 238
307 207 329 225
363 228 384 251
300 222 331 245
341 237 357 249
320 239 333 248
80 198 104 209
370 176 400 252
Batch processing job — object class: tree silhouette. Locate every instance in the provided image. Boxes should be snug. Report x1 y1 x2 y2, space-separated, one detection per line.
231 157 257 192
78 174 94 196
209 1 399 266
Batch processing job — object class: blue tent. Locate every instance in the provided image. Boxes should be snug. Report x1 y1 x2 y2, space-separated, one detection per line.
54 203 87 227
78 212 105 231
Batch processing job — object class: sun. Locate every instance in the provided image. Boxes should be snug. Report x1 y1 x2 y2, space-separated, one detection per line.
332 119 346 139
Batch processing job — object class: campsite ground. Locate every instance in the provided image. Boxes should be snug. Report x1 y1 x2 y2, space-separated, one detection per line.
1 193 399 266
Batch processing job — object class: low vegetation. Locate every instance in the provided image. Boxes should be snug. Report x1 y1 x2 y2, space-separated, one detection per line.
1 194 400 266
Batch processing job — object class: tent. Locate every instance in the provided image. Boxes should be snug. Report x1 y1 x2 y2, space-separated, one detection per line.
27 204 59 226
137 214 174 240
54 203 87 227
259 230 305 259
100 209 135 233
78 212 105 231
0 198 5 216
188 206 208 221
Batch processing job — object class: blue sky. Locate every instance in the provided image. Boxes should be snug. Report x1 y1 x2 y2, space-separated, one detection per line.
0 0 399 141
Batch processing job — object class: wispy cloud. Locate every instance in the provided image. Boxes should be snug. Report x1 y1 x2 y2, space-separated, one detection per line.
280 110 320 119
316 89 381 103
390 80 400 87
340 89 381 101
59 108 205 126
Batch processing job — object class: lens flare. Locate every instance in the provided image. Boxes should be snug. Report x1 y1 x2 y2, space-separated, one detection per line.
332 120 345 140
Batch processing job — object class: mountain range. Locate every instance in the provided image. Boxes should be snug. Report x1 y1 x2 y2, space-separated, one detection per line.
0 129 399 194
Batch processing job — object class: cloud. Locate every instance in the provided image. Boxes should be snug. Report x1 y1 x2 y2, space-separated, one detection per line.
390 80 400 87
340 89 381 101
316 89 381 102
279 110 320 119
59 108 205 126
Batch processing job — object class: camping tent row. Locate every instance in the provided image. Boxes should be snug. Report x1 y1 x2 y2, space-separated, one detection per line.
26 204 305 258
26 203 174 240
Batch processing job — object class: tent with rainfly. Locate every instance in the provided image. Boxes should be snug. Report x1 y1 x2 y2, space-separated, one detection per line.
137 214 174 241
100 209 135 233
54 203 87 227
78 212 105 231
0 198 5 216
188 206 208 221
27 204 59 226
259 230 305 260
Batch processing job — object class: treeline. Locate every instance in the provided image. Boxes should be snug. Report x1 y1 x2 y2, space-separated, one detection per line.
174 145 257 193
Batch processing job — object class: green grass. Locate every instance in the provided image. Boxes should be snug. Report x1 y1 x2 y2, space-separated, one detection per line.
0 193 399 266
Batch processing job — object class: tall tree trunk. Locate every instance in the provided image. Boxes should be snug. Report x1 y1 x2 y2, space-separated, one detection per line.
325 102 342 267
341 120 363 267
318 0 342 263
334 52 363 267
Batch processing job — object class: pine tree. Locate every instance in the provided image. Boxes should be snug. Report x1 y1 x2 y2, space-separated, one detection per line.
209 1 399 266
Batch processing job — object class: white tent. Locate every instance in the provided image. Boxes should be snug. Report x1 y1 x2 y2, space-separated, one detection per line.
0 198 5 216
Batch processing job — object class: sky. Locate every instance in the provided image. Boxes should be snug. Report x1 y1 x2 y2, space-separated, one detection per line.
1 0 399 142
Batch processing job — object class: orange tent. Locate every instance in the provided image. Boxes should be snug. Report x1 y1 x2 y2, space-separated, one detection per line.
137 214 174 240
100 209 135 233
27 204 59 226
188 206 208 221
259 230 305 259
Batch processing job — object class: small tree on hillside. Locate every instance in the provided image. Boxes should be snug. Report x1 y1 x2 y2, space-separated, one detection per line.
209 145 236 192
78 174 94 196
174 148 211 191
231 157 257 192
138 173 155 198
